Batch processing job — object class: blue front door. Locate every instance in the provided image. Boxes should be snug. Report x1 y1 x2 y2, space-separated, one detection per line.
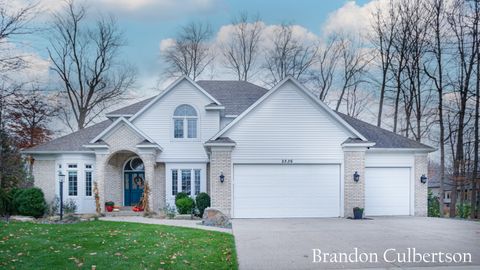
124 172 145 206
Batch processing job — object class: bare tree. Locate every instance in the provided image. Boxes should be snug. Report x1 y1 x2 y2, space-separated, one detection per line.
424 0 449 216
371 0 397 127
222 13 263 81
0 1 37 77
335 35 370 112
48 1 136 130
446 0 479 217
310 35 340 101
263 24 318 86
162 22 213 80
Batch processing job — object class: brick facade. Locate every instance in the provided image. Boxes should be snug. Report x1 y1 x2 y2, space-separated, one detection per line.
209 147 233 216
414 154 428 216
95 123 163 213
343 149 366 218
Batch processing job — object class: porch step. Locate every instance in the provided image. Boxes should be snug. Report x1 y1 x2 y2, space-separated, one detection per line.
104 209 144 217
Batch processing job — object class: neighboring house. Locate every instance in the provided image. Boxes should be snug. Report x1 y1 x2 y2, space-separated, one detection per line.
23 77 435 218
429 177 477 214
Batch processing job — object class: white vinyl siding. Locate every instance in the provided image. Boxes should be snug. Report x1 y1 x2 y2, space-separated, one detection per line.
223 81 353 162
233 164 341 218
133 80 219 162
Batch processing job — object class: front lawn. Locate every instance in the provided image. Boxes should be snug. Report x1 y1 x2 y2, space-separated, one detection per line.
0 220 237 269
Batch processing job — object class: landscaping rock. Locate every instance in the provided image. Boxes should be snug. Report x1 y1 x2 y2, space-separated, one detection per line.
202 208 231 228
10 215 35 222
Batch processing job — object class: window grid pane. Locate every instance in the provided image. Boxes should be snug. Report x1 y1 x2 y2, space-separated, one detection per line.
85 171 92 196
68 171 77 196
187 119 197 138
181 170 191 195
194 169 201 195
174 119 184 138
172 170 178 195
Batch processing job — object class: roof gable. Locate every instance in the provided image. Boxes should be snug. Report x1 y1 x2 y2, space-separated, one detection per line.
129 76 221 122
211 77 367 141
89 117 155 144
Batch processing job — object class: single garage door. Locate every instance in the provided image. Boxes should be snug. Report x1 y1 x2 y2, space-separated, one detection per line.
233 164 341 218
365 167 411 216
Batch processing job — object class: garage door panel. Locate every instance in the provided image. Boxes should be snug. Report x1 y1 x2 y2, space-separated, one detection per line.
365 167 410 216
233 164 340 218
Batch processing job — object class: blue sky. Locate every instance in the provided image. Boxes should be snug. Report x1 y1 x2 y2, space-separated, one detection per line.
117 0 371 89
18 0 374 95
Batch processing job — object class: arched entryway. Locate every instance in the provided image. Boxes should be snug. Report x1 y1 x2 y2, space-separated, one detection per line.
123 157 145 206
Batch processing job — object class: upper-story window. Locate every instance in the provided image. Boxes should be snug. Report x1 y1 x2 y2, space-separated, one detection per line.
173 104 198 139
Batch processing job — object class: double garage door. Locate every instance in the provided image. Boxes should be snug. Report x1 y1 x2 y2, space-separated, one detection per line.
233 165 411 218
233 164 341 218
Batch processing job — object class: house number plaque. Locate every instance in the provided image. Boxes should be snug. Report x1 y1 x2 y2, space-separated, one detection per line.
281 159 293 164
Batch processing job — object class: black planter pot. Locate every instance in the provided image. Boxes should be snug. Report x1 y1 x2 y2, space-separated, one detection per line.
353 208 363 219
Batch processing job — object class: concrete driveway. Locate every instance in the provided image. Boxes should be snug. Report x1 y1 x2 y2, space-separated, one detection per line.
232 217 480 269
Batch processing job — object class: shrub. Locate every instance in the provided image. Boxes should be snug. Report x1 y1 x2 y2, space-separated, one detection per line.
175 192 188 203
64 199 78 214
163 203 176 219
105 201 114 207
176 197 195 214
456 203 471 219
12 188 47 218
428 191 441 217
47 196 60 216
195 192 211 217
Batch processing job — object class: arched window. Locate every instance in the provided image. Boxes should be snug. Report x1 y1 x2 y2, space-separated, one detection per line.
173 104 198 139
124 157 144 171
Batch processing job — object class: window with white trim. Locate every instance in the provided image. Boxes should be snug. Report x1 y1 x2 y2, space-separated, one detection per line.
194 169 201 195
85 164 93 196
68 171 78 196
181 170 191 195
173 105 197 139
172 170 178 196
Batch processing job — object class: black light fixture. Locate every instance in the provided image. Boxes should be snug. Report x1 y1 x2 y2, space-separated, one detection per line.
58 171 66 220
219 172 225 183
420 174 427 184
353 171 360 182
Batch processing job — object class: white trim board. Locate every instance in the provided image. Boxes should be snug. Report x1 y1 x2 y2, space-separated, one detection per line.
211 77 368 141
89 117 157 144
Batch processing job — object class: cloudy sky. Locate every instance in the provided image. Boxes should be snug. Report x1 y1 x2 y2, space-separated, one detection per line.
16 0 376 97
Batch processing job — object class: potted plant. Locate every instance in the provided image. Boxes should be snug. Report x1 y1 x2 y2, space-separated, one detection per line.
105 201 114 212
353 207 364 219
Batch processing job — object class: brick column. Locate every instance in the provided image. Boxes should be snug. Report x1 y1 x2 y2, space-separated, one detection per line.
343 147 367 218
94 153 108 212
414 154 428 216
140 153 156 213
209 146 233 217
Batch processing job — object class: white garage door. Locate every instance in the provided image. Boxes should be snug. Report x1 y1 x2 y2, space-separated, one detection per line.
365 167 411 216
233 164 341 218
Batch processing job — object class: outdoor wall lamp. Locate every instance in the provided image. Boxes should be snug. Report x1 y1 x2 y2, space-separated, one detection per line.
420 174 427 184
58 171 66 220
219 172 225 183
353 171 360 182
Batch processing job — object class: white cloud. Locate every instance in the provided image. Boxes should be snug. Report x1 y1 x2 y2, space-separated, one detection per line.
322 0 389 36
159 38 176 52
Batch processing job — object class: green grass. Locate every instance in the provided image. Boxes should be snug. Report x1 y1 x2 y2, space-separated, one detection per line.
0 220 237 270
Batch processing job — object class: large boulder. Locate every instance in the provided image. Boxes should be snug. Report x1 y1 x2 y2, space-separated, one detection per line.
202 208 230 228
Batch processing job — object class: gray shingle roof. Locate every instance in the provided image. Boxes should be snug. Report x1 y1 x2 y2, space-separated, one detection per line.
107 97 155 116
336 112 434 149
25 80 433 153
24 120 112 152
196 80 268 115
